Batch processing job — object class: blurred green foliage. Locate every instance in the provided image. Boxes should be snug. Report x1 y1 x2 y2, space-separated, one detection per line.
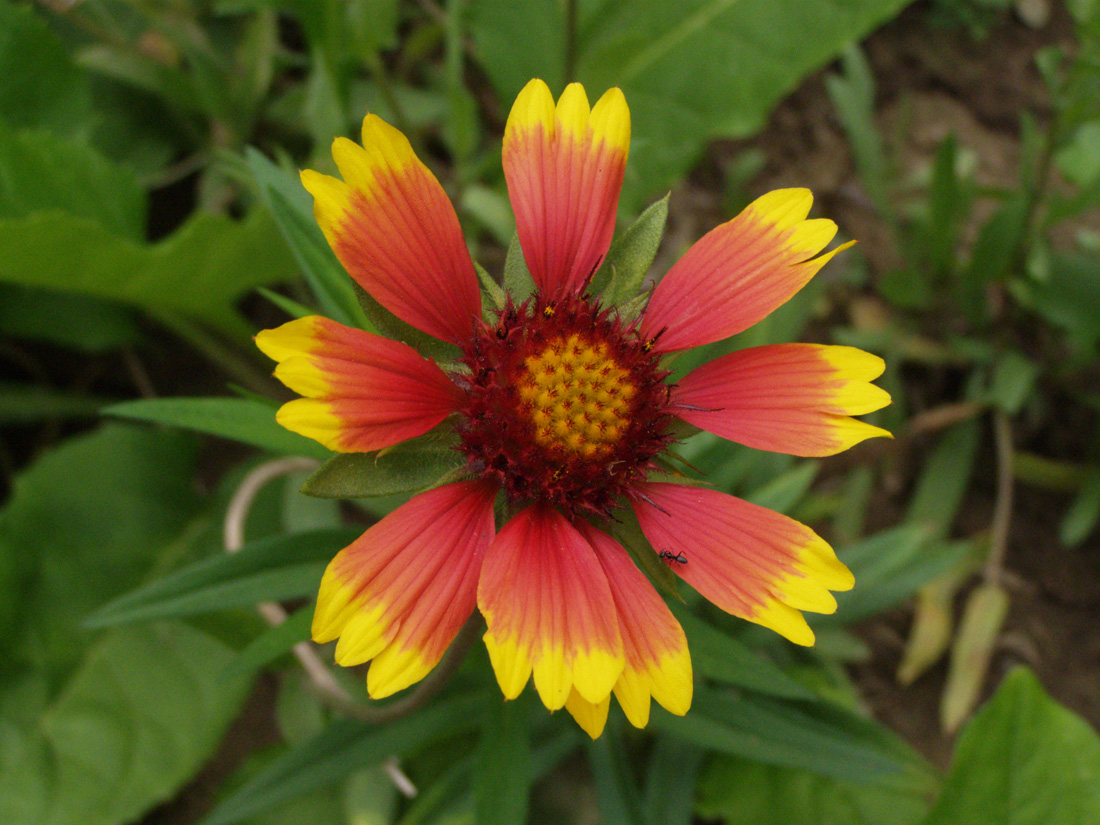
2 1 1100 824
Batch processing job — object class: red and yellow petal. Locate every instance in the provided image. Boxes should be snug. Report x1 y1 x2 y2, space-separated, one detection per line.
312 481 497 698
478 504 624 711
672 344 892 457
632 483 853 646
641 189 854 352
255 315 464 453
575 522 692 732
503 79 630 296
301 115 480 345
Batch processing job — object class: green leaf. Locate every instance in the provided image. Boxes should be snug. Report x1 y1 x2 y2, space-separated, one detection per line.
651 686 918 782
0 210 298 339
745 460 820 515
202 693 486 825
246 148 365 328
591 193 669 306
903 420 980 538
1011 253 1100 356
0 622 253 825
85 528 359 628
0 284 139 353
105 397 331 460
826 45 890 217
1060 466 1100 547
301 430 466 498
0 381 110 422
670 605 815 700
0 125 145 239
472 0 913 210
643 736 706 825
474 696 533 825
221 605 314 682
588 726 649 825
0 424 202 683
352 279 459 362
986 350 1040 414
923 668 1100 825
502 231 535 302
0 3 91 135
696 753 933 825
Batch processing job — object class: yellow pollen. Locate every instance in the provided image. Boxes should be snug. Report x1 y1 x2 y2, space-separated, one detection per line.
520 334 636 457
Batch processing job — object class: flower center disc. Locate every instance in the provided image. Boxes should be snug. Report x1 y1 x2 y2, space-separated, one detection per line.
457 294 671 516
518 334 635 459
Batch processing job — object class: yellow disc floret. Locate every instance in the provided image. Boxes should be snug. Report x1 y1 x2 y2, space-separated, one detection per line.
518 334 637 458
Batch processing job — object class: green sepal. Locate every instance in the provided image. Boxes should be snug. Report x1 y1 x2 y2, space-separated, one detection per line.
604 508 682 602
591 193 670 305
300 428 467 499
351 280 461 363
475 260 506 316
503 231 535 302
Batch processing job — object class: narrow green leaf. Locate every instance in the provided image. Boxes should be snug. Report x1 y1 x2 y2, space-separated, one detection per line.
474 696 533 825
475 260 507 313
904 420 980 537
302 430 466 498
644 736 706 825
85 528 358 628
246 148 364 328
669 606 815 700
588 726 650 825
826 45 890 217
592 193 669 305
745 460 820 515
986 350 1040 414
105 397 331 459
352 279 459 361
0 284 139 353
651 687 917 782
696 753 934 825
924 668 1100 825
1060 466 1100 547
202 693 486 825
221 605 314 682
0 381 109 422
503 232 535 302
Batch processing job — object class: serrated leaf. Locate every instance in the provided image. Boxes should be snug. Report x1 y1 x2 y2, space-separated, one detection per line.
0 210 297 339
0 3 91 135
302 430 466 498
924 668 1100 825
0 125 145 239
202 693 486 825
0 622 253 825
105 397 331 460
85 528 359 628
591 193 669 305
474 695 533 825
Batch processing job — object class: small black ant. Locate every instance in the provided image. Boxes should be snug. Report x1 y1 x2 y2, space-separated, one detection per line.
658 550 688 566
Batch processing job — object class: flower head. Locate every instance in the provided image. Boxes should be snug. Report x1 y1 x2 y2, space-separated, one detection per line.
256 79 891 737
